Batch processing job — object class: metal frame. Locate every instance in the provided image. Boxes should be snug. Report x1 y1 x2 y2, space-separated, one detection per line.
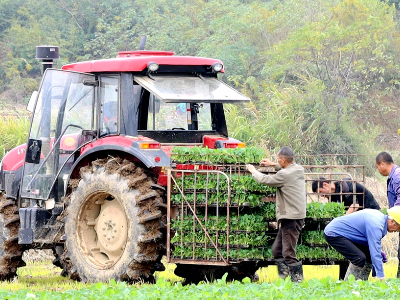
300 154 366 209
167 167 232 265
166 162 277 265
166 154 366 269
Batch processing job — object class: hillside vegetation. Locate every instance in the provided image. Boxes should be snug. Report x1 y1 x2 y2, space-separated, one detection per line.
0 0 399 164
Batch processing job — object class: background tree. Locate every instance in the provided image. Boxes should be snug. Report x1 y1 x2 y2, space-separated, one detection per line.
0 0 399 165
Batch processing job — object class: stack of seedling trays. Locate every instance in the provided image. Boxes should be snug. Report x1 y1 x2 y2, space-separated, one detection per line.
169 146 275 262
168 146 346 268
299 202 346 264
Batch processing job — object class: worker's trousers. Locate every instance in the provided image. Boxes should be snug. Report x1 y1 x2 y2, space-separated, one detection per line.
272 219 304 265
324 233 371 267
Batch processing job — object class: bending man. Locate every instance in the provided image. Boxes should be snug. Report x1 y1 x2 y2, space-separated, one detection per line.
312 177 380 214
324 208 400 280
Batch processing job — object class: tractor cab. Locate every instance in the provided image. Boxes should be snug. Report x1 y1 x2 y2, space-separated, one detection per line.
19 50 250 208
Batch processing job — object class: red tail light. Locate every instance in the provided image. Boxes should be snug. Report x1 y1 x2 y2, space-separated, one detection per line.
139 142 161 149
223 142 246 148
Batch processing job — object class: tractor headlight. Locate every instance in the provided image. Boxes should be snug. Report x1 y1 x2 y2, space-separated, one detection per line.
147 62 159 72
212 63 223 73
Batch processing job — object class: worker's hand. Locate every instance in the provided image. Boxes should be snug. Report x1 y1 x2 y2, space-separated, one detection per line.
381 252 388 263
260 158 276 167
246 164 256 173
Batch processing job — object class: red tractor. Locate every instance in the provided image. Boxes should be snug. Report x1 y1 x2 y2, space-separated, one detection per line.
0 43 250 282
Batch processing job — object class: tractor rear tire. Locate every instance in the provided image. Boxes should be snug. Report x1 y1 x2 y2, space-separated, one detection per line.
63 157 165 283
0 192 24 280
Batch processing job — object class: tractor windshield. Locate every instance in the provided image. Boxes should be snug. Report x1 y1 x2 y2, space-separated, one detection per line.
21 69 95 201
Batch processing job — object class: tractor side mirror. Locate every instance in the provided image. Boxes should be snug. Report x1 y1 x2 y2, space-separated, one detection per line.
27 91 38 112
26 139 42 164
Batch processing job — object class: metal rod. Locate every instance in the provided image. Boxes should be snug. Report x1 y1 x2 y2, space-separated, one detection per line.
166 167 171 263
170 259 229 266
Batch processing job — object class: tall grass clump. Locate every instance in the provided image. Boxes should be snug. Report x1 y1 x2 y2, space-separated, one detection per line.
0 117 30 160
225 77 381 175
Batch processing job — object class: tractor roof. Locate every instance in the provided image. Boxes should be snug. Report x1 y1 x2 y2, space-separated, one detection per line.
61 50 224 73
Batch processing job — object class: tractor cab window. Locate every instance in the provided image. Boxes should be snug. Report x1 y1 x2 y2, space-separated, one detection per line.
100 75 119 135
135 75 249 143
147 98 212 130
62 81 95 133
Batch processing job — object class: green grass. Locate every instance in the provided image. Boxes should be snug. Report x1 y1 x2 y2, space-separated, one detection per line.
0 116 30 160
258 262 399 282
156 260 399 284
0 260 91 292
0 260 398 299
2 259 397 293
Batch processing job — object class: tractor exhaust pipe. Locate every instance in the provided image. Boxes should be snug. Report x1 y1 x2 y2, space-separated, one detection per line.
36 45 60 74
139 36 146 50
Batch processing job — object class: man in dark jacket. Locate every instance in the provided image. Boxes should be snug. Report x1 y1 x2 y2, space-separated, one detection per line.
312 177 380 214
246 146 306 282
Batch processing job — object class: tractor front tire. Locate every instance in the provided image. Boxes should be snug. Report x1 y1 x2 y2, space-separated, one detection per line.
0 192 24 280
63 157 165 283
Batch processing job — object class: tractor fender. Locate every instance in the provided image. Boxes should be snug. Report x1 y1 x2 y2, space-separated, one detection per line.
0 144 26 199
1 144 26 172
78 136 170 168
68 137 170 180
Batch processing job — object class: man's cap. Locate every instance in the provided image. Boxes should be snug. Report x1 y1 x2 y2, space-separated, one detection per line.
388 206 400 224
